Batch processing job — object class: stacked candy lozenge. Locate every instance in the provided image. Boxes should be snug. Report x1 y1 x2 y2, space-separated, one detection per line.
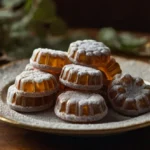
7 49 70 112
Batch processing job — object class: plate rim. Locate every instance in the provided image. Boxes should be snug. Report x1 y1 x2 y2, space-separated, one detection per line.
0 114 150 135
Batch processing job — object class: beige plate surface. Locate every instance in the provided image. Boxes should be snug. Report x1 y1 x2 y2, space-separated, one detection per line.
0 56 150 135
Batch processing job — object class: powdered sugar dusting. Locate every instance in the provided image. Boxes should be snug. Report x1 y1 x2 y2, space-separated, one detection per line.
59 64 103 90
15 70 55 84
58 90 103 103
69 40 110 57
62 64 101 75
108 74 150 116
54 90 108 122
32 48 68 60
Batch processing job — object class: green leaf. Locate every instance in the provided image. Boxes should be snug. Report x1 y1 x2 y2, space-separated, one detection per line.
50 17 67 35
24 0 33 12
2 0 25 8
97 27 121 49
119 33 147 48
5 33 51 59
33 0 56 23
0 9 22 21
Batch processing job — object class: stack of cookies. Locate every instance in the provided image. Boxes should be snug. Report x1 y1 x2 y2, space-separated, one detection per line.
7 40 150 123
7 49 70 112
55 40 121 122
7 70 58 112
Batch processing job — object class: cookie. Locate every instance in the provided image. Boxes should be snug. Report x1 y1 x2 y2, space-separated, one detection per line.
7 85 56 112
30 48 70 74
15 70 58 97
108 74 150 116
54 90 108 122
59 64 103 90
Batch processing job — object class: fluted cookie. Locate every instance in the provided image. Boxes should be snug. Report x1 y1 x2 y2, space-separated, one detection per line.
68 40 111 66
7 85 55 112
54 91 108 122
59 64 103 90
108 74 150 116
30 48 70 74
15 70 58 97
98 57 122 81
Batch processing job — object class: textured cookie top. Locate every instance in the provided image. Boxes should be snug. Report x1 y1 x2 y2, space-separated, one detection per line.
108 74 150 116
68 40 110 57
31 48 68 60
62 64 101 76
15 70 54 84
58 90 104 104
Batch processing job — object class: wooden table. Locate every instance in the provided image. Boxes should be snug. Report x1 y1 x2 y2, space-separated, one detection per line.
0 121 150 150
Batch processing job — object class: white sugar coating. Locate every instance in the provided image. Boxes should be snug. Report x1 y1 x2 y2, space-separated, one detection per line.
30 48 69 73
15 70 58 97
69 40 111 57
8 101 53 113
31 48 68 60
7 85 54 112
7 85 16 103
58 90 104 103
60 64 103 90
15 70 55 84
25 64 35 71
62 64 101 75
30 59 62 72
55 91 108 122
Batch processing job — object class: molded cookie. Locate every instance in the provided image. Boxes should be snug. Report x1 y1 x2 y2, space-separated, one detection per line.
108 74 150 116
15 70 58 97
54 90 108 122
59 64 103 90
30 48 70 73
68 40 111 66
7 85 56 112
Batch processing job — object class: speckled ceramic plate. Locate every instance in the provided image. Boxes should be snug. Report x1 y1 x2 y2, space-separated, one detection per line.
0 56 150 135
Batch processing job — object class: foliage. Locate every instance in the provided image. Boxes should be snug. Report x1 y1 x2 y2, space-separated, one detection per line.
0 0 67 59
98 27 148 55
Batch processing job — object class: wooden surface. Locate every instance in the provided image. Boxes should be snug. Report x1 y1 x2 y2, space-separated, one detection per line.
0 121 150 150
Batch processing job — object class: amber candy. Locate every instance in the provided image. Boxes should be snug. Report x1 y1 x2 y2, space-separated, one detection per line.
97 57 122 81
68 40 111 66
59 64 103 91
15 70 58 97
30 48 70 74
7 85 56 112
54 90 108 122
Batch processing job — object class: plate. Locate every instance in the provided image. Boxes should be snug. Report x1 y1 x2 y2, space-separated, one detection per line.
0 56 150 135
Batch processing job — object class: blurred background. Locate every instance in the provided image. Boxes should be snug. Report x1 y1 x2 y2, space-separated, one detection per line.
0 0 150 64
